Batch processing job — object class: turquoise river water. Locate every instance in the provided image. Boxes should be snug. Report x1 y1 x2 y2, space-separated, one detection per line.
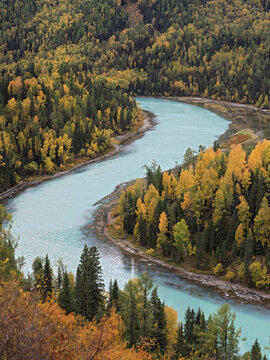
5 98 270 355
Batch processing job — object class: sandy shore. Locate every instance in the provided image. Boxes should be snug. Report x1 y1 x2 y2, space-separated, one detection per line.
90 182 270 307
0 110 154 202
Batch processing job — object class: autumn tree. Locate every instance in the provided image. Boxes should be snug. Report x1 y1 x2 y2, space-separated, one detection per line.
0 281 152 360
173 219 191 261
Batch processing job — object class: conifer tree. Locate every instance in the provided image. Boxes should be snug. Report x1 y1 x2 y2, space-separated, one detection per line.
150 287 167 353
107 279 120 312
58 271 74 314
144 160 163 194
244 234 254 285
208 304 241 360
55 258 66 291
75 245 104 321
184 306 195 343
120 278 142 347
32 256 44 289
250 339 262 360
248 171 258 218
225 212 238 249
195 308 206 329
139 272 153 337
195 234 204 269
43 254 53 300
56 265 62 291
174 323 186 359
255 173 266 215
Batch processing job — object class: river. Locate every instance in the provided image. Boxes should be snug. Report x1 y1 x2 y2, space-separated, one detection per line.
5 97 270 355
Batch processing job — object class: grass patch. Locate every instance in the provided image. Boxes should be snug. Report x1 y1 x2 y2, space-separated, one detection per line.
264 128 270 140
221 128 257 148
204 103 228 113
107 223 128 239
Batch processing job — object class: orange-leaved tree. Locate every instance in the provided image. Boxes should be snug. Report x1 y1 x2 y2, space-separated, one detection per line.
0 281 152 360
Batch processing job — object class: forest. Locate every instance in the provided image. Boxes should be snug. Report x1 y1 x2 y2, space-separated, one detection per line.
1 0 270 357
116 140 270 290
0 0 269 192
0 209 268 359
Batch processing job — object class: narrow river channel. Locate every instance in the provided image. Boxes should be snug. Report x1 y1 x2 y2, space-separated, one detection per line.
5 98 270 355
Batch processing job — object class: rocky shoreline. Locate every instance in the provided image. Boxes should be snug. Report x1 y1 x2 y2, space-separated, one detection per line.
90 181 270 307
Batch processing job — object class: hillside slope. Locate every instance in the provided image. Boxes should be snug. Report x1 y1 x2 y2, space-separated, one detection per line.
0 0 269 192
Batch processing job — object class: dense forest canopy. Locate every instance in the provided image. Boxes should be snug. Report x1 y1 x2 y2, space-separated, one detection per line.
1 1 270 358
0 0 269 192
117 141 270 290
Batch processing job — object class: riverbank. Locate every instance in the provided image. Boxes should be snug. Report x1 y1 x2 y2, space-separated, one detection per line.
160 96 270 148
90 181 270 307
2 96 269 202
89 97 270 307
0 110 155 202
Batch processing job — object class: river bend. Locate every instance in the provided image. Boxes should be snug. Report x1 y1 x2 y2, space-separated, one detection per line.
6 98 270 354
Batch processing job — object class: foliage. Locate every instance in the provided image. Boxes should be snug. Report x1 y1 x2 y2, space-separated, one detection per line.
0 204 21 281
0 232 268 360
0 281 152 360
118 141 270 289
0 0 269 194
75 245 105 321
250 339 263 360
173 219 191 260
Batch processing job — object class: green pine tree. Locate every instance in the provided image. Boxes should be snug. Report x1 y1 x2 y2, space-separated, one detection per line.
195 234 205 269
250 339 262 360
32 256 44 289
174 323 186 359
184 306 196 346
107 279 120 312
58 271 74 314
139 272 153 338
43 254 53 300
255 173 266 215
75 245 105 321
150 287 167 353
120 278 142 347
209 304 241 360
244 234 254 285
